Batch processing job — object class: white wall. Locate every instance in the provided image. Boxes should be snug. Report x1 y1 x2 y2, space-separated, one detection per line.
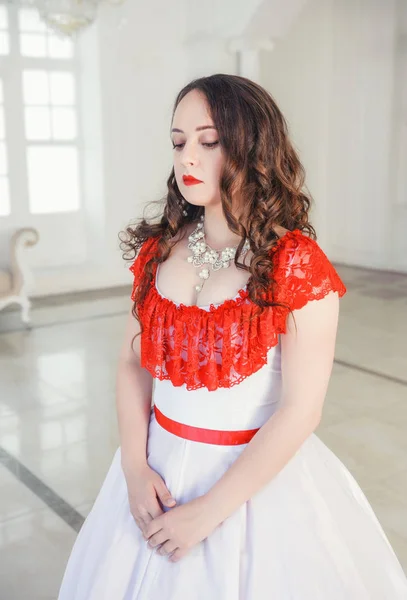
260 0 334 248
260 0 406 272
390 0 407 271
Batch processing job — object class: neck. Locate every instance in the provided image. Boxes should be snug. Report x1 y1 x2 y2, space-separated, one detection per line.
201 205 242 249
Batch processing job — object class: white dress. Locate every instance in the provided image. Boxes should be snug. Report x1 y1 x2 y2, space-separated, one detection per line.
58 231 407 599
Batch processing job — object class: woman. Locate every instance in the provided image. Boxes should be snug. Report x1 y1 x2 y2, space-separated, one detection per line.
58 74 407 599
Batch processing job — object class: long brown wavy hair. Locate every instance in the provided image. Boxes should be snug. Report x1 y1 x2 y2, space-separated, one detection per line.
119 73 316 336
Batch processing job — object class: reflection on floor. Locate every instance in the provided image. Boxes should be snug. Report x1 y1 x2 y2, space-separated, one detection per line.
0 264 406 599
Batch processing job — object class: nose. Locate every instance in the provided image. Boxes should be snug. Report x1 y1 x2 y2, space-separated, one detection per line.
179 141 199 168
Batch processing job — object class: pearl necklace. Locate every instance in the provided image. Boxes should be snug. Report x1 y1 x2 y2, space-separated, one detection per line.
187 214 251 293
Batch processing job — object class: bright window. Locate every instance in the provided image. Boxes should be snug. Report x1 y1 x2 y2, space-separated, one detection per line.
27 145 80 213
0 78 10 217
0 5 80 218
0 4 10 56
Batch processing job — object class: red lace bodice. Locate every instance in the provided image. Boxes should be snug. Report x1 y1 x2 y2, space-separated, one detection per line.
129 230 347 391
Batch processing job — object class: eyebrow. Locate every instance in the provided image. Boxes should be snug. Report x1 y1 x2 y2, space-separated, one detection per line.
171 126 217 133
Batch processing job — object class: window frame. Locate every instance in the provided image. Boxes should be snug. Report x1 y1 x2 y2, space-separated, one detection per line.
0 3 87 267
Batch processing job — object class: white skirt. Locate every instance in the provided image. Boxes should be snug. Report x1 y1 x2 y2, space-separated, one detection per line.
58 404 407 599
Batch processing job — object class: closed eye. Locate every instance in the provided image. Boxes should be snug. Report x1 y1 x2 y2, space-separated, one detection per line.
172 141 219 150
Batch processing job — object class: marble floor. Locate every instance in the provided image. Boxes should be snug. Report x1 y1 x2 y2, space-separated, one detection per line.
0 264 406 599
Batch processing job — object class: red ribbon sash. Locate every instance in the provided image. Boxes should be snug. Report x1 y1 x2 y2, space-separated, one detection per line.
154 404 259 446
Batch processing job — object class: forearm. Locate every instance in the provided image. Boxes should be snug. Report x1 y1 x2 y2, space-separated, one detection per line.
205 404 321 524
115 359 153 476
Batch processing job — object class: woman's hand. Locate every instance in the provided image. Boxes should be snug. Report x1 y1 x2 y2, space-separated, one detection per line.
143 495 220 562
124 462 177 536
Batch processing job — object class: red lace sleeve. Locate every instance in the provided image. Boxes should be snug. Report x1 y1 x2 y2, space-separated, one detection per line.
271 230 347 311
128 237 157 302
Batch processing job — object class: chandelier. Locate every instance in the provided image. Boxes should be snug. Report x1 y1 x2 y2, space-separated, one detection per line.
16 0 126 37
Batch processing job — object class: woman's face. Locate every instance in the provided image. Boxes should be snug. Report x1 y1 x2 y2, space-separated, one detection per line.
171 89 225 209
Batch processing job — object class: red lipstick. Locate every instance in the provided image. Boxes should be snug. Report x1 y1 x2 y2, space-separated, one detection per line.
183 175 203 186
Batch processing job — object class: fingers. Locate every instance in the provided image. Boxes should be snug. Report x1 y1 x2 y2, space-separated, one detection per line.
132 508 153 536
154 479 176 509
147 532 181 562
158 493 176 509
142 524 188 563
132 497 163 534
156 540 178 557
169 548 187 563
128 472 176 538
137 512 154 535
133 515 146 532
147 498 165 520
146 529 167 549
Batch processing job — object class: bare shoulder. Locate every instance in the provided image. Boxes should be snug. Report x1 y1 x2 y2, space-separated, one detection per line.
273 225 290 239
